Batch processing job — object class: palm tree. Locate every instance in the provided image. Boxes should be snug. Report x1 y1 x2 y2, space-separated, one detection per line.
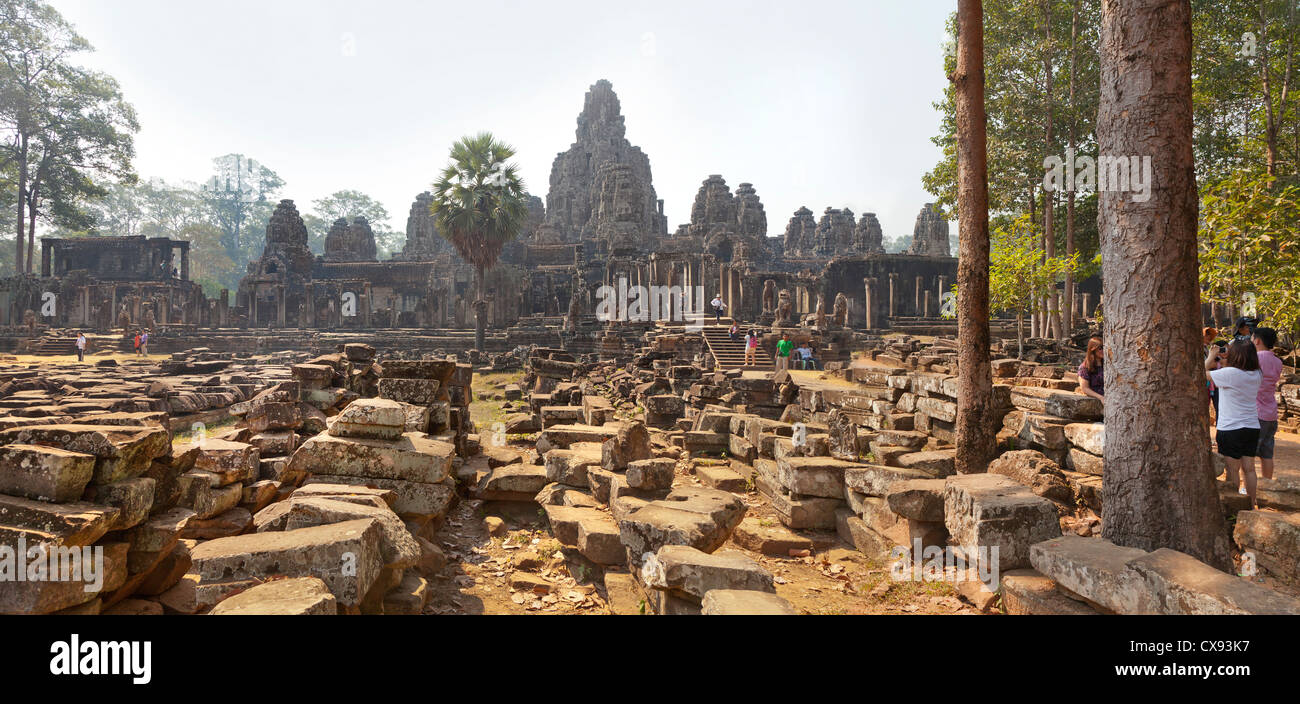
429 132 528 351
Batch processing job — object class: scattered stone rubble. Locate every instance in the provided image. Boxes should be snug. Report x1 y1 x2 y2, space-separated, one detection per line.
3 330 1298 615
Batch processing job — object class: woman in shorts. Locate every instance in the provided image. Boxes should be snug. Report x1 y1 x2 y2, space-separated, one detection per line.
1205 339 1263 507
743 329 760 367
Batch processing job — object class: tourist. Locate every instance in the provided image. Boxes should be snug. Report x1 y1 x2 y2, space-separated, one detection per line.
1076 335 1104 404
1204 326 1222 416
744 329 759 367
1242 327 1282 485
711 294 726 323
775 333 793 371
797 342 820 370
729 321 739 341
1233 316 1257 343
75 331 86 363
1205 339 1263 507
141 330 149 356
133 331 141 356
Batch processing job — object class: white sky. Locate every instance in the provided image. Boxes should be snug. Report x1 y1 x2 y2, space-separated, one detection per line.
49 0 954 242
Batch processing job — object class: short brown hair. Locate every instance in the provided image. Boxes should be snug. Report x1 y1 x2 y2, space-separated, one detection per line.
1226 339 1260 371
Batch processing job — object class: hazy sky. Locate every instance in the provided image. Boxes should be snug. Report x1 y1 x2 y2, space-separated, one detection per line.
49 0 954 242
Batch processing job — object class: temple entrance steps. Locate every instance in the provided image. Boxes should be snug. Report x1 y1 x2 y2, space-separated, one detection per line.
701 322 773 371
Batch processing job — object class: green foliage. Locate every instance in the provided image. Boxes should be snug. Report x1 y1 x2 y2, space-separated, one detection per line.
198 153 282 272
303 189 402 257
990 215 1080 318
430 132 529 349
430 132 528 275
1199 171 1300 339
0 0 139 273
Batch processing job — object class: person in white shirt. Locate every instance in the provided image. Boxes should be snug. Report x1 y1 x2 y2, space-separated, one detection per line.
1205 339 1263 507
75 332 86 362
710 294 726 324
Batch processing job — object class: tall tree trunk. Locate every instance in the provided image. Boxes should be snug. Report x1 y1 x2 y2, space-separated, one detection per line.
1257 0 1295 182
474 264 486 351
1064 0 1079 334
15 138 27 275
1098 0 1232 571
1043 0 1062 340
952 0 996 475
25 201 37 275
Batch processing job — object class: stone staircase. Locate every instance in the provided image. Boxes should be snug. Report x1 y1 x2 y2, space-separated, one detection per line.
701 321 773 371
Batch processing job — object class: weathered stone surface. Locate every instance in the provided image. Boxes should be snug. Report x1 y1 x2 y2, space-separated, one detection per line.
1127 548 1300 615
1063 422 1104 455
1000 568 1100 615
0 541 127 614
544 447 602 486
1065 448 1104 476
1009 387 1103 421
641 545 775 600
843 464 931 497
944 474 1060 570
731 516 814 555
255 496 420 569
0 424 169 484
626 458 675 490
895 449 956 478
188 518 383 607
300 476 454 519
619 487 747 567
1233 510 1300 585
291 482 397 507
0 495 119 547
476 464 549 499
378 378 440 405
179 506 252 540
987 449 1075 504
287 432 454 483
177 472 242 519
885 479 946 522
777 456 864 499
0 444 95 502
700 588 798 615
1029 535 1155 614
208 576 338 615
193 439 260 485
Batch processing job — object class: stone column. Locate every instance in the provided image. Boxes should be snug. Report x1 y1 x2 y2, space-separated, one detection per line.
937 275 947 300
914 276 923 315
1081 293 1091 320
181 247 190 281
888 273 898 319
277 285 286 328
864 278 875 330
923 290 931 318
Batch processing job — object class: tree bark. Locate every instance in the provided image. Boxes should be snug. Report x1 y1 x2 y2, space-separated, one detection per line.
1097 0 1232 570
474 263 486 352
1064 0 1079 334
15 137 27 275
1042 0 1062 341
952 0 996 475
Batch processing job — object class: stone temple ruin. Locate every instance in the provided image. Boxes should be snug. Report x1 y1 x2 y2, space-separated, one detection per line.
0 79 989 358
0 79 1295 617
